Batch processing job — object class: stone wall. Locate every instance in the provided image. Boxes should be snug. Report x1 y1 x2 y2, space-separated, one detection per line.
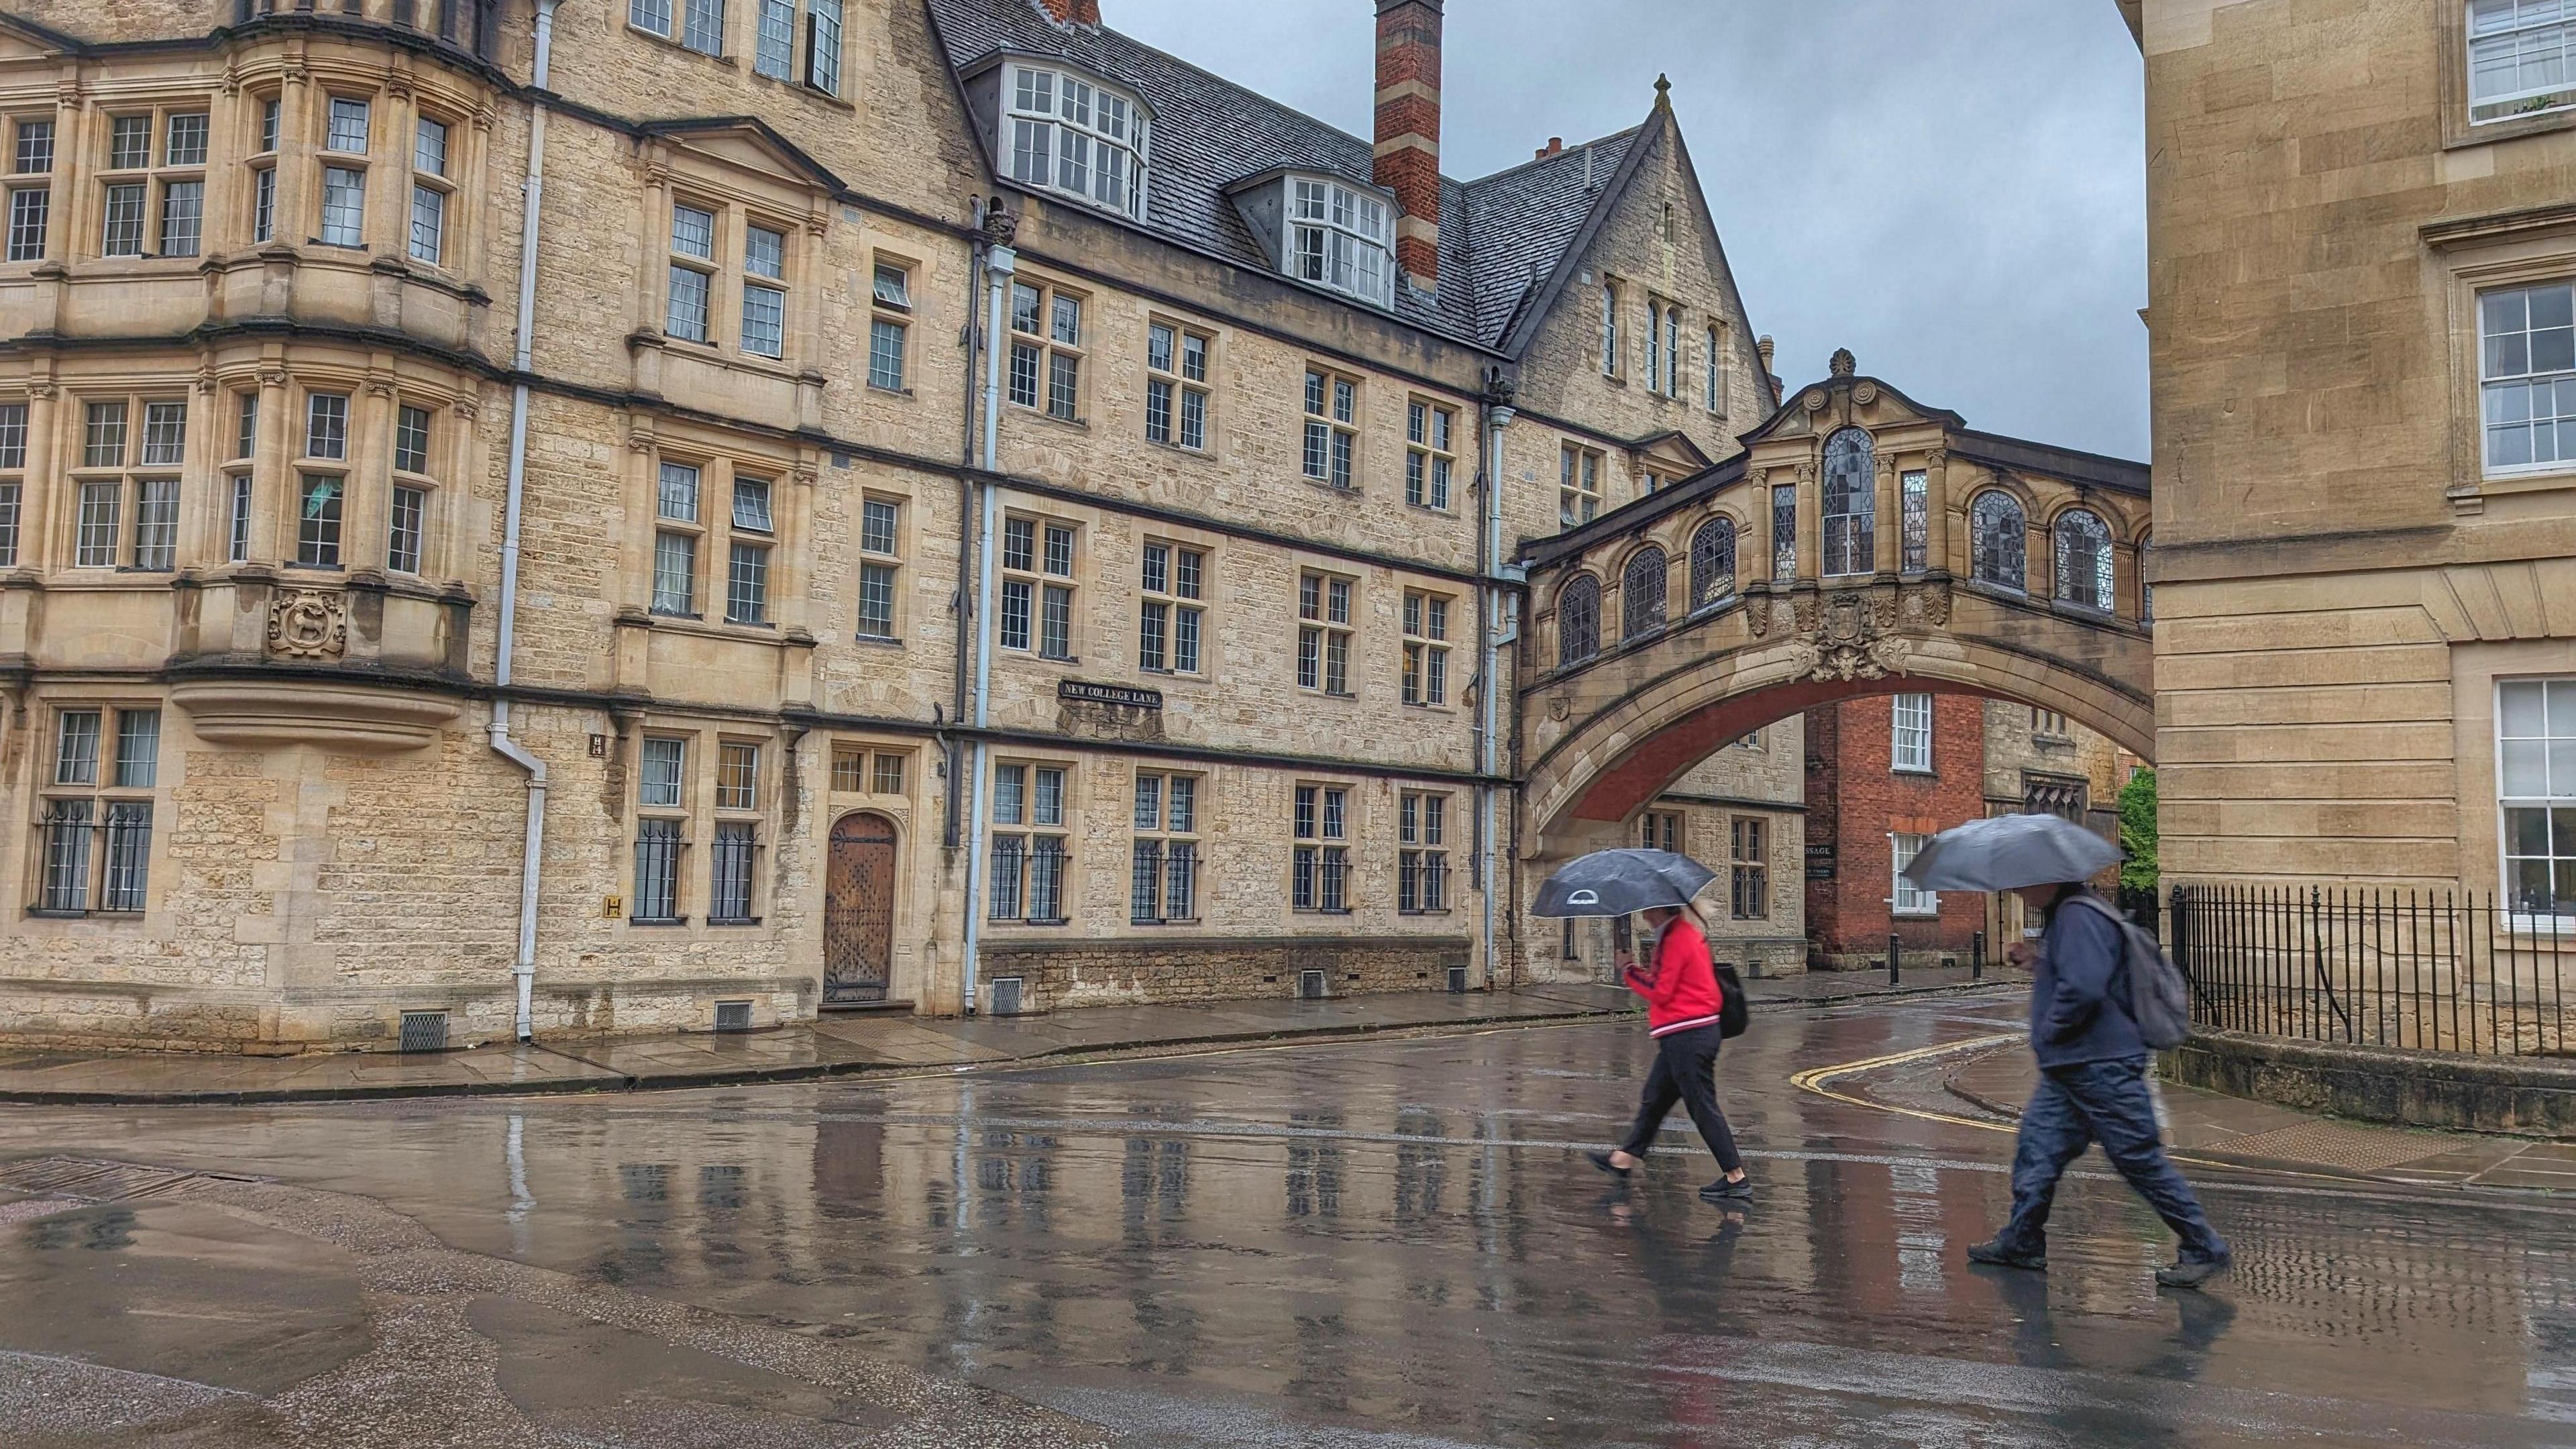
981 934 1472 1013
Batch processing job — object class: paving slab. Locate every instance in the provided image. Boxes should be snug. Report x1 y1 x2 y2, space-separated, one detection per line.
1943 1040 2569 1190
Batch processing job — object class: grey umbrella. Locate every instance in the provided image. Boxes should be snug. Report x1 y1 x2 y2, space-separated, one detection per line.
1901 813 2118 893
1532 849 1719 918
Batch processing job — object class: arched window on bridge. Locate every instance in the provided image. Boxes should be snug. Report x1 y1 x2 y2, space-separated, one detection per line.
1557 574 1600 666
1621 546 1668 642
1688 517 1735 612
1970 491 2025 592
1821 427 1876 577
2053 507 2114 612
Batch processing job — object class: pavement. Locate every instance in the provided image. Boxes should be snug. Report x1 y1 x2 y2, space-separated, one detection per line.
3 990 2572 1447
1943 1042 2576 1192
0 963 2025 1106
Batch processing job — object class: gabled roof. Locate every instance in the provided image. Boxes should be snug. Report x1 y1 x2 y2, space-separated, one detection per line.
636 116 850 194
920 0 1671 352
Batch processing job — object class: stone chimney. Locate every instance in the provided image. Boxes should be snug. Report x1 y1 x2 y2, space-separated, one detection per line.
1034 0 1102 25
1373 0 1443 287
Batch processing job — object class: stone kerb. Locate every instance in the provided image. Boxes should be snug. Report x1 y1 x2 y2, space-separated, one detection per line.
2165 1030 2576 1140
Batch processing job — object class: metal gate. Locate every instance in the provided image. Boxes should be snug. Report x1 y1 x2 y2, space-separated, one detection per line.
823 812 898 1006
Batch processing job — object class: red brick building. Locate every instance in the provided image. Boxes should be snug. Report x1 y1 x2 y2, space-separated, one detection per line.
1803 692 1988 970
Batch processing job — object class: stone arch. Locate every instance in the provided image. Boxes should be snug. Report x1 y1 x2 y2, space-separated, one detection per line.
1523 631 2154 849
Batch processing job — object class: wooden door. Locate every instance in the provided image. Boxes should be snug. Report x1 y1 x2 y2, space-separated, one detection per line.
824 813 898 1006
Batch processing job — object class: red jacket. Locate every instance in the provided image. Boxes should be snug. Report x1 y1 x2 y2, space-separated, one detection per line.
1623 917 1724 1037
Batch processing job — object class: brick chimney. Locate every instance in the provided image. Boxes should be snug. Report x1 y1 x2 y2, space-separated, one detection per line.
1034 0 1101 25
1373 0 1443 287
1536 137 1564 160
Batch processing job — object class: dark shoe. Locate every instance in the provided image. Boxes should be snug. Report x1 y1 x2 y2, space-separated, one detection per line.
1967 1236 2047 1271
1699 1177 1752 1201
1585 1150 1633 1179
2155 1250 2232 1289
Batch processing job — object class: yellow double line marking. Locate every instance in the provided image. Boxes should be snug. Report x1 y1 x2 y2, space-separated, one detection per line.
1789 1033 2023 1136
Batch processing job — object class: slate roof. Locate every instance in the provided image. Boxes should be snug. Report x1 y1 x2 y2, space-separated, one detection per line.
920 0 1644 352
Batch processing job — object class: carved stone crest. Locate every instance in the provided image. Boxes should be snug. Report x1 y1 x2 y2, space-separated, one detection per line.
1547 692 1572 723
1769 584 1940 684
268 588 347 660
1896 577 1953 628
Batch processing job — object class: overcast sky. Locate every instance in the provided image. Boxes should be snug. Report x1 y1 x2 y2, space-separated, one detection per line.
1099 0 2149 460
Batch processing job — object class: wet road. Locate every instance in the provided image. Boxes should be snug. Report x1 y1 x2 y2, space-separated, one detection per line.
3 990 2574 1446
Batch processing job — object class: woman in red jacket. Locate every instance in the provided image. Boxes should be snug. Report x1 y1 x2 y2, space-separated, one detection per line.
1588 903 1751 1201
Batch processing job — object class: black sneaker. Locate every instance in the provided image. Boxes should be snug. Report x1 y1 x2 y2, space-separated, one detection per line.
2155 1250 2232 1289
1585 1150 1633 1179
1699 1177 1752 1201
1967 1236 2047 1271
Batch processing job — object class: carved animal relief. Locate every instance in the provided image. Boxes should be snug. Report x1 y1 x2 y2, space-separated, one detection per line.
267 588 348 660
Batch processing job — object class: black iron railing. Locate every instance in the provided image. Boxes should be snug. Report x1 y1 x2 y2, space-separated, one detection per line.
2167 883 2575 1059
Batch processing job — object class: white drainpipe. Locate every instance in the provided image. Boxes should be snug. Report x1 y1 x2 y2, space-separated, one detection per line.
492 0 560 1041
1481 403 1515 989
960 241 1014 1014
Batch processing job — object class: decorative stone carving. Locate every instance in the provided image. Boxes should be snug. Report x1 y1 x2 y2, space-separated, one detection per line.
1547 692 1572 722
1829 347 1857 378
1851 380 1878 407
1801 389 1827 413
268 588 349 660
1771 582 1944 684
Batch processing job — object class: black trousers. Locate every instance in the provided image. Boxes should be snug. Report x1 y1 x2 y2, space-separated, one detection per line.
1618 1024 1742 1174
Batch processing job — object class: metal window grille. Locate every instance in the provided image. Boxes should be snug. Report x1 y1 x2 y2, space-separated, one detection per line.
1130 839 1164 923
988 836 1026 920
633 818 684 921
873 753 906 794
709 822 757 922
38 799 92 912
398 1010 448 1053
1447 965 1469 994
1319 846 1348 913
1026 837 1067 922
714 1000 753 1032
100 802 151 911
989 976 1025 1016
1299 969 1328 1000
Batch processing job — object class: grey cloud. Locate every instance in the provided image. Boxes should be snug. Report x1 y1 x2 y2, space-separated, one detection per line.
1097 0 2149 459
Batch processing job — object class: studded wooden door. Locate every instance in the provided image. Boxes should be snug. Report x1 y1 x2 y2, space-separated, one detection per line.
824 813 898 1006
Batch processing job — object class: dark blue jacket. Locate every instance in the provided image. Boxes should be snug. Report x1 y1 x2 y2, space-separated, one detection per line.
2028 888 2146 1069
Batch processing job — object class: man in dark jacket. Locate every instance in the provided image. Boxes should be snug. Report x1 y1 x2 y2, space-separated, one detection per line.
1968 881 2232 1289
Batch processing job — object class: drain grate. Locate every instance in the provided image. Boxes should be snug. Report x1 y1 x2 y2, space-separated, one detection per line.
398 1010 449 1053
0 1157 254 1204
989 977 1024 1016
2214 1120 2447 1173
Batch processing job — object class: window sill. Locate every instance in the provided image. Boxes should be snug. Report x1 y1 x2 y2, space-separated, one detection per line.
993 917 1069 928
722 616 777 630
1300 476 1361 496
744 66 857 111
853 632 903 648
628 916 692 926
707 916 763 928
1405 501 1457 518
1891 766 1935 777
1010 405 1090 431
627 24 738 67
865 382 914 399
1398 908 1454 918
1144 438 1211 460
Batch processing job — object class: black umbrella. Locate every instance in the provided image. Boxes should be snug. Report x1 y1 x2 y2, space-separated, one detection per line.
1531 849 1719 918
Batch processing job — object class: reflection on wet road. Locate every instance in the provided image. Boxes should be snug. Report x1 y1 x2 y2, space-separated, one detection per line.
3 991 2574 1446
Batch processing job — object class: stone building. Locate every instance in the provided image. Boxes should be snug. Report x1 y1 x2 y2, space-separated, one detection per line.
0 0 1797 1051
2126 0 2576 906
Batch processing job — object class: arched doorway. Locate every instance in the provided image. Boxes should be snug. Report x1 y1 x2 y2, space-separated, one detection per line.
823 812 899 1006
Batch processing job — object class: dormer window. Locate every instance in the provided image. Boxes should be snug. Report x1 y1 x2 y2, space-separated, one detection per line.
1289 176 1391 308
1002 62 1147 219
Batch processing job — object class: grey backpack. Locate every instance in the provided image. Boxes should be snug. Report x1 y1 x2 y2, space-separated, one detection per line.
2064 894 2193 1050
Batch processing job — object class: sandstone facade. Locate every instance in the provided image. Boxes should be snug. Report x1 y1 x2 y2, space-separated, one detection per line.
2132 0 2576 903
